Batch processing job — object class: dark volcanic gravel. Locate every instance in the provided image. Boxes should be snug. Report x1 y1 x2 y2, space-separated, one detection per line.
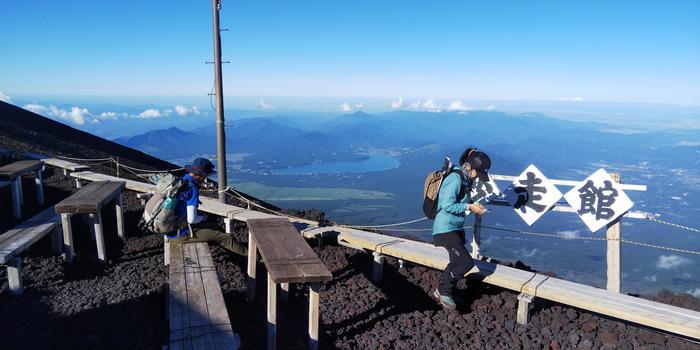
1 166 699 350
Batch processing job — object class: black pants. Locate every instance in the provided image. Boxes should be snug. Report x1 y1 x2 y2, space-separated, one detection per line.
433 230 474 296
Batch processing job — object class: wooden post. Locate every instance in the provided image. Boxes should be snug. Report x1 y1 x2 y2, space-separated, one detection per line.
92 212 107 263
7 257 24 295
75 179 82 188
61 213 75 262
471 214 482 259
35 169 45 206
224 218 233 234
51 227 63 254
247 231 258 302
17 176 24 205
280 283 290 301
516 292 535 325
63 168 69 176
308 282 321 350
606 172 622 293
115 194 125 239
267 273 277 350
163 236 170 266
11 178 21 219
372 251 384 282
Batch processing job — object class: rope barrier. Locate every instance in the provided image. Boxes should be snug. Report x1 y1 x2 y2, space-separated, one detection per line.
646 216 700 233
56 155 112 161
338 217 429 230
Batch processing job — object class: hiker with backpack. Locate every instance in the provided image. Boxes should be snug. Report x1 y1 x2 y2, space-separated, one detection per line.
425 147 490 309
141 158 247 256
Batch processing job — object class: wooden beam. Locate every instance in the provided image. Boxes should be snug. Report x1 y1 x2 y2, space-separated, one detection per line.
11 179 21 219
372 251 384 282
607 173 622 293
163 236 170 266
35 169 44 206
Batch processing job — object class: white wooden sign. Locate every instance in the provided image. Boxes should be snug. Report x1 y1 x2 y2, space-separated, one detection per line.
563 168 634 232
470 174 500 204
503 164 563 226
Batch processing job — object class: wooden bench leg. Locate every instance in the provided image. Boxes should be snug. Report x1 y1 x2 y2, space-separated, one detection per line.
308 282 320 350
280 283 290 301
35 169 45 206
267 273 277 350
75 179 82 188
517 293 535 325
61 213 75 262
372 252 384 282
247 231 257 303
224 218 233 234
115 194 125 239
51 227 63 254
17 177 24 205
7 257 24 295
164 236 170 266
91 213 107 263
11 179 21 219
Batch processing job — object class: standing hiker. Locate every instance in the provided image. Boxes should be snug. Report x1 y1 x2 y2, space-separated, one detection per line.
166 158 247 256
432 147 490 309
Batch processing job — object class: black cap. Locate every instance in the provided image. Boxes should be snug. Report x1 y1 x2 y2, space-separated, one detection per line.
185 157 216 177
467 151 491 182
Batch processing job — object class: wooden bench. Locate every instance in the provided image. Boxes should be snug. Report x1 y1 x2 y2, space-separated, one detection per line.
246 218 332 350
0 207 61 295
169 242 240 350
301 226 700 340
0 160 45 219
55 181 126 263
41 158 90 176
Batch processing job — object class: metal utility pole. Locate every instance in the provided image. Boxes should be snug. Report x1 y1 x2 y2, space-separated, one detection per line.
211 0 228 203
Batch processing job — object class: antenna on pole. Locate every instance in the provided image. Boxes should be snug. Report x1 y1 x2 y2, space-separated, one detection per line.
211 0 228 203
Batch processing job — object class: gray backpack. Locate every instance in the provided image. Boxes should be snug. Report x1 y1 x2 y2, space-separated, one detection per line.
139 174 189 234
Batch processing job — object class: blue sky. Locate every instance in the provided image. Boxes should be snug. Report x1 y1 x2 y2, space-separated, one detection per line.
1 0 699 105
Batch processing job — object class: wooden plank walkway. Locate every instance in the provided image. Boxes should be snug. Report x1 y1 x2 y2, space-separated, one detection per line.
169 242 239 350
65 168 700 340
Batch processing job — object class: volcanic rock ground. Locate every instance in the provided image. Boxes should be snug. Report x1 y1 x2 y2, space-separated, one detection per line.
1 166 699 349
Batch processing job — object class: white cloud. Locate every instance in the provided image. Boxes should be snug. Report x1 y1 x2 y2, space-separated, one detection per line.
448 100 472 112
553 97 584 102
96 111 121 120
405 99 444 112
558 230 580 239
258 99 275 110
0 92 12 103
688 288 700 298
391 96 405 109
485 105 496 111
174 105 202 116
23 103 92 125
674 141 700 147
138 109 163 118
339 102 364 112
656 255 693 269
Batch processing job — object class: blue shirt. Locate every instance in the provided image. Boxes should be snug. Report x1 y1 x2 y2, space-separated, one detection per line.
432 168 472 235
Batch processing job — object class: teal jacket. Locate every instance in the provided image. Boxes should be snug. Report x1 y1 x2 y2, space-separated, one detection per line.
432 168 471 235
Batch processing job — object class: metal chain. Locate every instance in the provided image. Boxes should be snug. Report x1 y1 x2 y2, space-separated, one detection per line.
646 216 700 233
339 217 429 229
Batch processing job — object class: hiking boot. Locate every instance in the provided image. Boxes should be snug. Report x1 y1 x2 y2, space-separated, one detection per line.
433 288 457 310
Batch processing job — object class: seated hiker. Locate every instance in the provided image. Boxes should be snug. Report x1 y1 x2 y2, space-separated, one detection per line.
167 158 247 256
432 147 490 309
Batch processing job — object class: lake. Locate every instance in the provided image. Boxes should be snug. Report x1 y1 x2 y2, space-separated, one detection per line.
276 154 400 175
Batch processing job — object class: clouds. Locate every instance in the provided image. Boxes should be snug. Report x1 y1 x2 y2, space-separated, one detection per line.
0 92 12 103
23 103 94 125
138 108 165 118
391 97 475 113
340 102 364 112
553 97 584 102
174 104 202 116
656 255 693 269
258 99 275 110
